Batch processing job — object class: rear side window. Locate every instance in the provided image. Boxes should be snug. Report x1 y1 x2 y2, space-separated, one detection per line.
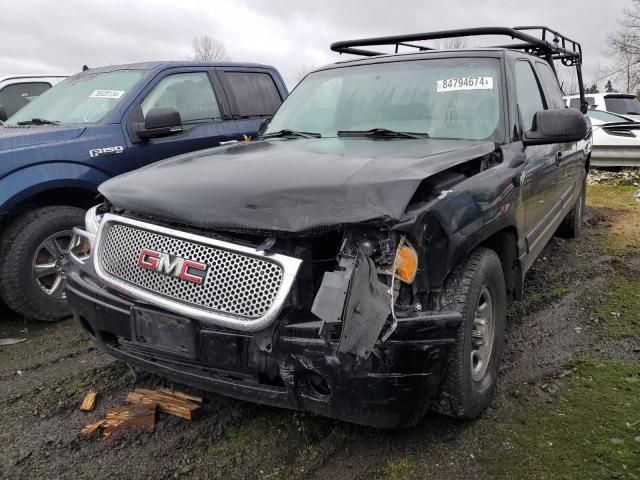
535 62 565 109
0 82 51 117
141 72 221 125
220 71 282 117
515 61 545 131
604 96 640 115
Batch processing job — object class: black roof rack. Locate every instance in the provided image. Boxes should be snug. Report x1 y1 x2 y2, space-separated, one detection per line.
331 26 586 111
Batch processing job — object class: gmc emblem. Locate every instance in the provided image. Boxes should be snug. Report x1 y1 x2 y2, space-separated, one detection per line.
137 249 207 284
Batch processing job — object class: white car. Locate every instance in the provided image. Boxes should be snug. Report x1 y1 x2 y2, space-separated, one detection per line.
0 75 67 119
587 109 640 167
565 93 640 122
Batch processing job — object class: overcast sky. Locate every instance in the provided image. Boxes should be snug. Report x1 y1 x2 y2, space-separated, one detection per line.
1 0 632 89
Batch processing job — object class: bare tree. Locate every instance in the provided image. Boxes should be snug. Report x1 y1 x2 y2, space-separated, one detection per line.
607 1 640 93
433 38 468 50
190 35 228 61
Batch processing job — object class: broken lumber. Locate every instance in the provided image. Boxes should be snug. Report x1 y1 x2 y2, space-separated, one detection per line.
80 405 156 438
80 389 97 412
126 388 202 420
80 419 105 436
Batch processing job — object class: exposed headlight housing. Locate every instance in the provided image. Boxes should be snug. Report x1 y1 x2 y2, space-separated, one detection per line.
85 205 102 234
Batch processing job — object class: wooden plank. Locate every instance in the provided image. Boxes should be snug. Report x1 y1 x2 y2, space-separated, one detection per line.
126 388 201 420
80 389 97 412
102 405 156 438
157 387 203 404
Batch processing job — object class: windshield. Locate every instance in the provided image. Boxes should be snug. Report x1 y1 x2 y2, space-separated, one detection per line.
6 70 143 125
604 96 640 116
265 58 503 140
587 110 632 123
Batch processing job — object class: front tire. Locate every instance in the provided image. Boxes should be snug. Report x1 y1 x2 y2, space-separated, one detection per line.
0 206 85 321
434 247 506 418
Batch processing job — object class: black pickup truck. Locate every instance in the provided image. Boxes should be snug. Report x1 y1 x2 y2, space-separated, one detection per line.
66 27 591 428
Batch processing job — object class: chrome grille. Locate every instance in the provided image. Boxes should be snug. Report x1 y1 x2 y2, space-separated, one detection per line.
98 222 284 319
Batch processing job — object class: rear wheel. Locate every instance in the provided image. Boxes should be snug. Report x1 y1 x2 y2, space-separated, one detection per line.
0 206 85 321
558 179 586 239
434 247 506 418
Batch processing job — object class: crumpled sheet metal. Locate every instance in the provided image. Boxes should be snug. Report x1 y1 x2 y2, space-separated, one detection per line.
312 250 391 360
99 138 496 233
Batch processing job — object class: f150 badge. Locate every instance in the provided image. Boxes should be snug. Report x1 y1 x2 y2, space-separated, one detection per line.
137 249 207 284
89 146 124 158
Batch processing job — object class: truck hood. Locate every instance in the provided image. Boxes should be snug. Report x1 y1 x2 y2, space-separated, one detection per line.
99 137 496 233
0 124 86 151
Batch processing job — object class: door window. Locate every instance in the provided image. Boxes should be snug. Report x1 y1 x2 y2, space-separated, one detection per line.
515 61 545 131
141 72 221 126
219 72 282 117
0 82 51 117
535 62 566 109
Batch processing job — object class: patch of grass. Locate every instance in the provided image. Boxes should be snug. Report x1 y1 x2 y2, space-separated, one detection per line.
587 185 640 254
472 360 640 479
195 410 347 480
379 457 413 480
587 185 639 209
596 280 640 340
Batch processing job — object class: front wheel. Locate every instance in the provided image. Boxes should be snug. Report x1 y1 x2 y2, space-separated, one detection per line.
433 247 507 418
0 206 85 321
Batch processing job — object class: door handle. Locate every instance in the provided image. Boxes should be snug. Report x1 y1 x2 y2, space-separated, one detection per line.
555 151 563 165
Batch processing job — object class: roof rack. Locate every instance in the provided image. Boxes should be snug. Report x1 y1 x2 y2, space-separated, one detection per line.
331 26 587 111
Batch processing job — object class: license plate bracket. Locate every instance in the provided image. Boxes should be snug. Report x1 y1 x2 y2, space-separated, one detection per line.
131 306 197 359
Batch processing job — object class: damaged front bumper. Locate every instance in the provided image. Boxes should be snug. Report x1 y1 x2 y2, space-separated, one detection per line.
66 263 462 428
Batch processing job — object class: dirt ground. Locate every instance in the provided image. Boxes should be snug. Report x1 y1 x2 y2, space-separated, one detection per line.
1 182 639 480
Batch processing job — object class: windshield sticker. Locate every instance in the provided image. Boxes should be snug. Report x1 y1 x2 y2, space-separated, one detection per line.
437 77 494 93
89 89 125 99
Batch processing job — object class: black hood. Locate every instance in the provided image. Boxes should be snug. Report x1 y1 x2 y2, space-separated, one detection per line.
99 137 496 233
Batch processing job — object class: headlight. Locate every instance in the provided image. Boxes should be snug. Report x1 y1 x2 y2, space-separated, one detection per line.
85 205 102 234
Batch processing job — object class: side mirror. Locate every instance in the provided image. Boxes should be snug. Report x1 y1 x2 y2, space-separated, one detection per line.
523 108 589 146
137 107 183 140
0 106 7 122
258 116 272 136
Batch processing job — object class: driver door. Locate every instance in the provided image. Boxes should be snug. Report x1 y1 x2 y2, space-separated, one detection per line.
515 60 564 268
124 69 241 170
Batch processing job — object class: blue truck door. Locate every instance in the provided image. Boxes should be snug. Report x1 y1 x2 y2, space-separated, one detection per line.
215 67 286 139
122 68 242 169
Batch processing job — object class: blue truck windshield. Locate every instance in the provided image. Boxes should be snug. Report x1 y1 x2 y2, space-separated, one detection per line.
7 70 143 125
265 58 503 141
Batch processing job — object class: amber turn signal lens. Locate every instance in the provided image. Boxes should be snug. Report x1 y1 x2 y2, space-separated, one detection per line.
395 245 418 284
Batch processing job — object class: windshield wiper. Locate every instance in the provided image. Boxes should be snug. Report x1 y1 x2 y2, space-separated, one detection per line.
260 129 321 139
337 128 428 139
16 118 61 125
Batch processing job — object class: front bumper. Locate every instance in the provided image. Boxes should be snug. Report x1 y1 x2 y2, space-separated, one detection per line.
66 265 462 428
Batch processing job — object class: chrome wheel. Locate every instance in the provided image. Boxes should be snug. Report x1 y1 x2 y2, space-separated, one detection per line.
31 230 73 300
470 285 495 382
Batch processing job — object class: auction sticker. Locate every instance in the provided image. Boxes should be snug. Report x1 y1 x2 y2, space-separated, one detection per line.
90 89 125 99
437 77 494 93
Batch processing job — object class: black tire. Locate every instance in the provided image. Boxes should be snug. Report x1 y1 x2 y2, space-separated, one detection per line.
0 206 85 321
557 179 586 239
433 247 506 418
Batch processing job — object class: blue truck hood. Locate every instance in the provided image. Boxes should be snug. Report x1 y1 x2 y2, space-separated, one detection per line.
0 124 86 151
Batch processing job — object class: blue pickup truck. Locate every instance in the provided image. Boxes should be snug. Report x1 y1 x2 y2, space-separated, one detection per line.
0 61 287 321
